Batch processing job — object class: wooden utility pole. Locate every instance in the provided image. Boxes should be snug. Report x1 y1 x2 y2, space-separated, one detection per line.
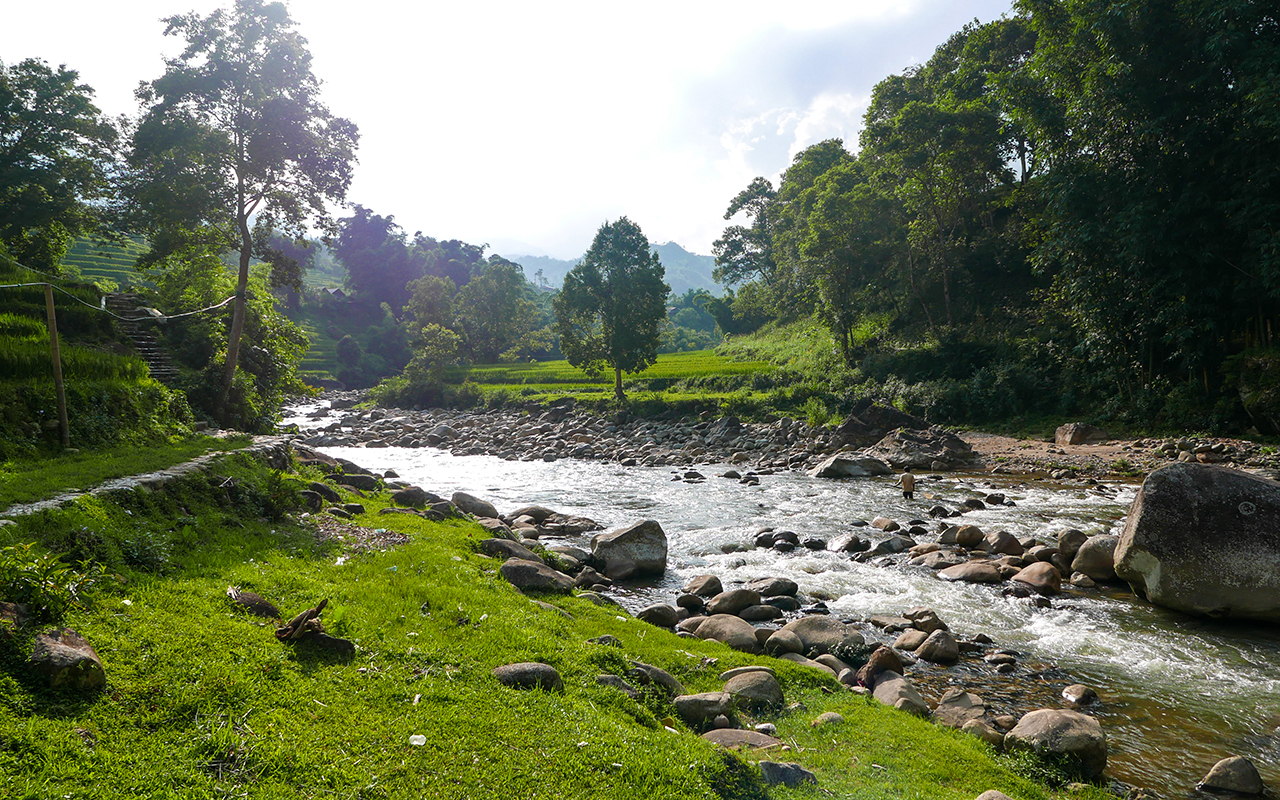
43 283 70 447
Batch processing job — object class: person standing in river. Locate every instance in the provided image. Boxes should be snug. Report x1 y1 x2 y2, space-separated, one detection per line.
898 468 915 500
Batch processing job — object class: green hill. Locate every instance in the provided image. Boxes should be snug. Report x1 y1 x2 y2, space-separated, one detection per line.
60 236 152 290
506 242 720 297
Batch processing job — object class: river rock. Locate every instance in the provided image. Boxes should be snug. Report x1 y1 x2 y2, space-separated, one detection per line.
777 652 837 677
1057 529 1089 561
1115 463 1280 622
827 533 870 553
696 614 762 654
1197 756 1265 794
758 761 817 787
636 604 680 628
673 692 734 727
479 538 541 562
765 629 804 655
700 729 783 749
1056 422 1108 445
391 486 436 507
739 604 782 621
706 588 761 616
975 792 1015 800
451 491 499 519
872 671 929 717
1071 535 1119 582
904 607 948 633
938 562 1003 584
934 688 985 728
333 472 379 492
779 616 863 657
955 525 984 548
684 574 722 596
309 481 342 502
629 661 686 696
493 662 563 692
725 670 783 710
1005 709 1107 780
499 559 574 593
591 519 667 580
855 645 904 688
744 577 798 597
894 629 928 650
809 454 894 478
915 629 960 665
1062 684 1097 707
963 720 1007 748
863 427 979 471
1011 562 1062 595
29 628 105 691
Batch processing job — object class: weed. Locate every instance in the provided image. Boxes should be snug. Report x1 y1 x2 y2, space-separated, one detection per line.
0 543 112 618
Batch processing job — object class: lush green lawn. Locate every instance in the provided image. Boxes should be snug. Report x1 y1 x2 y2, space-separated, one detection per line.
0 456 1110 799
455 350 774 387
0 435 251 509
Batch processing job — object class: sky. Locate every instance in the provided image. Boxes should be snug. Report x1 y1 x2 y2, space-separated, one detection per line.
3 0 1014 260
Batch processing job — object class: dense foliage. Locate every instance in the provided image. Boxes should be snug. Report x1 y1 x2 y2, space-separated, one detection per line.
554 218 670 400
710 1 1280 432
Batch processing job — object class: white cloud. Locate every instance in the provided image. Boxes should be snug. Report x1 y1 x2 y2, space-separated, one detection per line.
1 0 1014 259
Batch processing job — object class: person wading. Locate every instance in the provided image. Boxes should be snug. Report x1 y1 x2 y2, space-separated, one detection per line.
898 468 915 501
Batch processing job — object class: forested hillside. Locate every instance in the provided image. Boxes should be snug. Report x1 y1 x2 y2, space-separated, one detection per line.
508 241 719 295
703 0 1280 434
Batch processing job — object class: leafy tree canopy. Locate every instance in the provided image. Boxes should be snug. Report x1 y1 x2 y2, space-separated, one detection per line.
553 217 669 400
0 58 119 272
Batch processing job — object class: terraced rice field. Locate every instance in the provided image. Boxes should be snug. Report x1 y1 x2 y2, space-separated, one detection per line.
61 237 152 289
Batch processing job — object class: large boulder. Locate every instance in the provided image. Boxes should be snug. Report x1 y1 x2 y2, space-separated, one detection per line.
937 562 1003 584
1011 562 1062 595
452 491 499 519
1115 463 1280 622
1197 756 1265 795
493 662 563 692
1005 709 1107 780
673 692 734 727
808 454 894 478
591 520 667 580
724 670 784 710
706 588 761 616
914 629 959 665
855 645 904 688
872 671 929 717
29 628 105 691
1055 423 1109 445
862 427 979 471
499 559 574 593
695 614 762 654
1071 535 1119 581
933 688 985 728
779 616 864 657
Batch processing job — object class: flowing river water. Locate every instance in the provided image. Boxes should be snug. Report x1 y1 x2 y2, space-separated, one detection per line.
285 404 1280 796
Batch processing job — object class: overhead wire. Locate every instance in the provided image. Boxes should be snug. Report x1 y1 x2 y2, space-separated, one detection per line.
0 250 238 322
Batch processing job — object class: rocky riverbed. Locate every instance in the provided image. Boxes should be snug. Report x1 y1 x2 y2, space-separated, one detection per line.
285 393 1280 797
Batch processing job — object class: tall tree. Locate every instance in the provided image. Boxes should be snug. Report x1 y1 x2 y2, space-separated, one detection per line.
128 0 358 421
553 217 669 400
453 258 546 363
0 59 118 272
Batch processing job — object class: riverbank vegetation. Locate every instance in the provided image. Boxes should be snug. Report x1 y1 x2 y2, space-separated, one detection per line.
0 449 1108 799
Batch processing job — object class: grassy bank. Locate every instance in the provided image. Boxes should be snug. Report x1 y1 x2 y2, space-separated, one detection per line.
0 450 1108 799
0 434 251 509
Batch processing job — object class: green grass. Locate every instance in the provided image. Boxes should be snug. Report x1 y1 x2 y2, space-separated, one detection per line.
60 236 152 291
0 435 251 509
456 350 774 387
0 455 1111 800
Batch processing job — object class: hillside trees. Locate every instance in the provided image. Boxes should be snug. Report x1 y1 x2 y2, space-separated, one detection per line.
127 0 358 422
1014 0 1280 407
554 218 670 400
453 258 549 363
0 59 119 272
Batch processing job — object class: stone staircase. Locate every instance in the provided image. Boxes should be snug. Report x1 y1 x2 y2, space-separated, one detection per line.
105 292 181 386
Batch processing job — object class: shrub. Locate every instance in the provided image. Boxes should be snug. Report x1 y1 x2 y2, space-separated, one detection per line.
0 543 112 619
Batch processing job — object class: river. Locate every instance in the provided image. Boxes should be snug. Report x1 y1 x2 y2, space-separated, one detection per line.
286 404 1280 796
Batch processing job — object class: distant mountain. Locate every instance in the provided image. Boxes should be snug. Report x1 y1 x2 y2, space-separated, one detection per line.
505 242 720 297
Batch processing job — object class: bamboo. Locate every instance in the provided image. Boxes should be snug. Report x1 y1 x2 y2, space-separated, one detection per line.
43 283 70 447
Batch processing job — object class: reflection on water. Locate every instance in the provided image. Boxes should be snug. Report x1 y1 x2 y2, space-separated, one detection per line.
307 436 1280 795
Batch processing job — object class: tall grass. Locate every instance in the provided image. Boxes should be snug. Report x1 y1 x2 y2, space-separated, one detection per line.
0 339 149 381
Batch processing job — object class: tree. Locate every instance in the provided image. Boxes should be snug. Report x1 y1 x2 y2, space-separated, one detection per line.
0 58 118 272
335 205 419 308
553 217 669 400
453 258 548 362
128 0 358 422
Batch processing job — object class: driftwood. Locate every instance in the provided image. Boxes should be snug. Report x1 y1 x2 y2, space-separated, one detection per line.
275 598 328 641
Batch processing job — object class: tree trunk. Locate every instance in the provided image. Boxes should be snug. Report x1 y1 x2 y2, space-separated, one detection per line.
217 213 253 423
614 366 624 402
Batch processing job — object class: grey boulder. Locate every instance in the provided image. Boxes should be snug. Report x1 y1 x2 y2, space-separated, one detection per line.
1005 709 1107 780
809 454 894 478
1115 463 1280 622
499 559 574 594
492 662 563 692
591 519 667 580
29 628 105 691
1197 756 1265 795
1071 535 1119 582
452 491 499 519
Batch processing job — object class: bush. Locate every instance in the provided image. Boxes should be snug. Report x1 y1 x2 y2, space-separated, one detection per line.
0 543 112 619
